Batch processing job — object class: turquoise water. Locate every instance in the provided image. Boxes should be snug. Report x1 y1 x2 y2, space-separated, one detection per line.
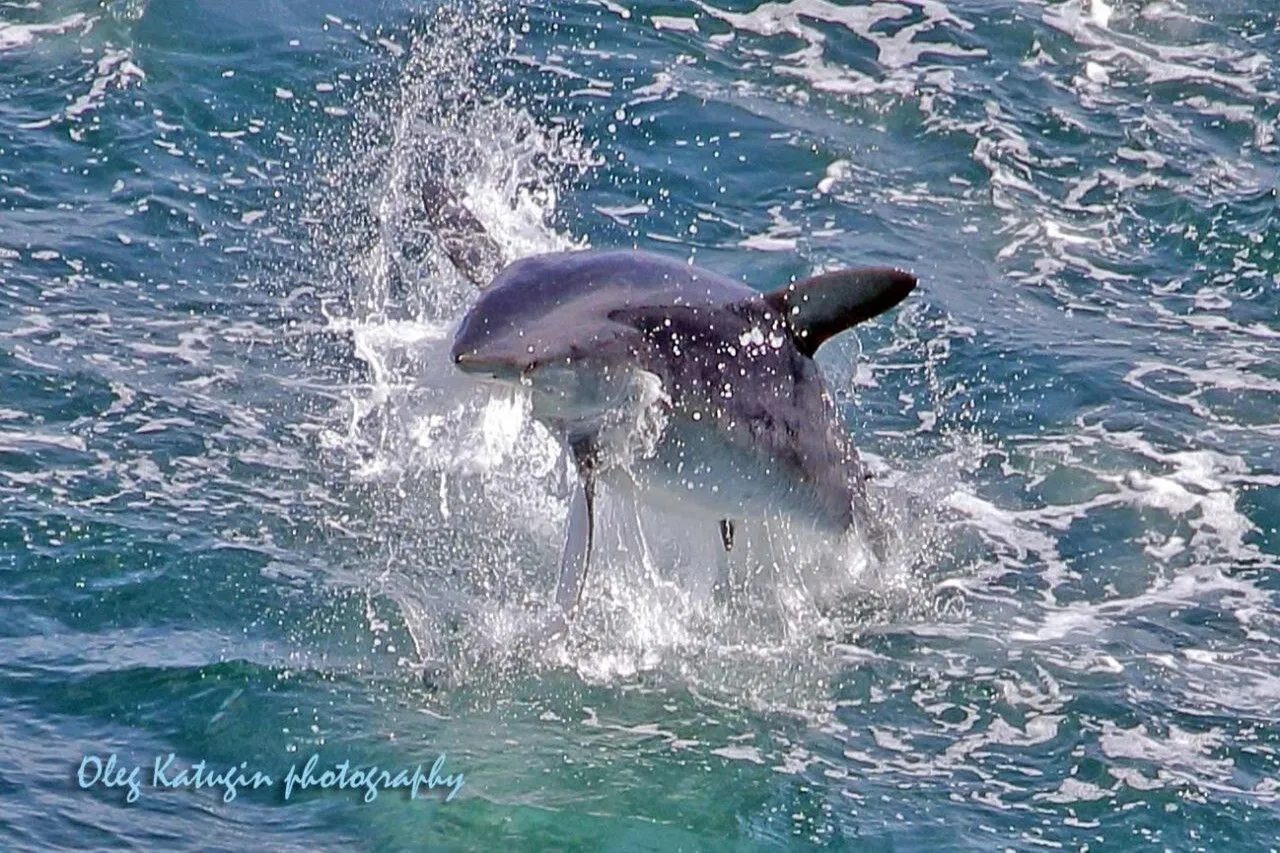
2 0 1278 849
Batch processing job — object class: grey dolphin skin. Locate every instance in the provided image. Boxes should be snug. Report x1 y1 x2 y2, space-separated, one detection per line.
447 244 917 623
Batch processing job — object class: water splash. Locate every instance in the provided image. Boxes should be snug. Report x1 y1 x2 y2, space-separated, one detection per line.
291 3 958 705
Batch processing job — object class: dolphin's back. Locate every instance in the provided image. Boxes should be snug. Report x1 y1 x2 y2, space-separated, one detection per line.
615 297 871 531
488 250 756 304
452 250 757 373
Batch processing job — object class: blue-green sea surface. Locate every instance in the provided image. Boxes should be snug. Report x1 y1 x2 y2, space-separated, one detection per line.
1 0 1278 849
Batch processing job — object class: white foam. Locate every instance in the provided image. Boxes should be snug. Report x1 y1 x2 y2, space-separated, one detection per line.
1099 722 1234 781
944 491 1061 562
738 204 801 252
652 15 699 33
0 429 87 453
67 48 145 119
0 12 89 52
693 0 982 96
1089 0 1113 28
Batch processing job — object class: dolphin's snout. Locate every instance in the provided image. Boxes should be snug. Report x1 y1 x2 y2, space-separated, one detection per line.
449 333 486 371
451 340 529 382
450 332 491 372
452 347 493 375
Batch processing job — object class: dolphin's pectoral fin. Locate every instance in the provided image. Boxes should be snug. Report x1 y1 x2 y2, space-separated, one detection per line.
762 267 918 358
718 519 735 552
553 440 597 620
553 477 594 615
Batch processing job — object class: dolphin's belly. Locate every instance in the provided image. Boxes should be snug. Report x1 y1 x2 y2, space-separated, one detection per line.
525 363 859 531
623 416 851 531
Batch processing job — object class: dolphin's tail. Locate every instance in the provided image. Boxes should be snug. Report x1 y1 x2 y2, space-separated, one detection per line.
845 470 892 563
420 176 505 287
859 503 891 563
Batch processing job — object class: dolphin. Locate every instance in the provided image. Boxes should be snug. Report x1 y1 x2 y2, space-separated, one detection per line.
448 246 917 622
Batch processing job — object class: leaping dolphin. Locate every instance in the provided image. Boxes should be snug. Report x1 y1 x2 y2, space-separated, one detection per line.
447 239 917 622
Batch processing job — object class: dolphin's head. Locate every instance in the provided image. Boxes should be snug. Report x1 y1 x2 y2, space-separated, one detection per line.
449 285 604 384
450 252 618 381
450 307 538 382
449 261 651 427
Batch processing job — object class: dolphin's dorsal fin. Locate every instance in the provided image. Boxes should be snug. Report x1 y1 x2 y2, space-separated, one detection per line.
762 267 917 358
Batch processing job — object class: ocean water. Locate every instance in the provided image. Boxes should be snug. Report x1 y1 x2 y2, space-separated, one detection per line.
2 0 1277 849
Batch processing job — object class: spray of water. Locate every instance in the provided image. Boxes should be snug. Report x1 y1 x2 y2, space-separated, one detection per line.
296 2 953 713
